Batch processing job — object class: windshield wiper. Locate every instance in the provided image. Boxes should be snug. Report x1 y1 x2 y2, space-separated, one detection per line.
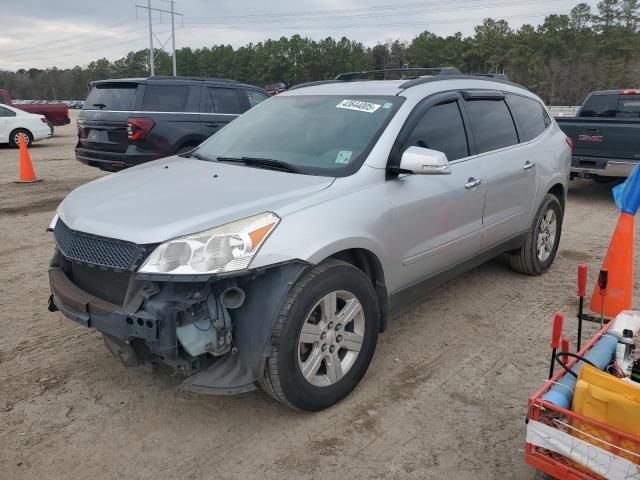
180 151 214 161
216 156 299 173
92 103 107 109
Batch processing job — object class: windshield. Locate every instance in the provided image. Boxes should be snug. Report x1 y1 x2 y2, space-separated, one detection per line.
196 95 403 176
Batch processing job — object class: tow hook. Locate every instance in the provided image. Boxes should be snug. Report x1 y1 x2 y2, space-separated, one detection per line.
47 294 58 312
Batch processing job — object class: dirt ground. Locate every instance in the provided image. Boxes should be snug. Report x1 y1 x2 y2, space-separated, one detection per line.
1 112 638 480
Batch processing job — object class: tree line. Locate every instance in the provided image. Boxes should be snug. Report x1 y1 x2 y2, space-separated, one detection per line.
1 0 639 105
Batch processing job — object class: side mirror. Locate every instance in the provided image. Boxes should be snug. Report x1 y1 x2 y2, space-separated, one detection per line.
393 146 451 175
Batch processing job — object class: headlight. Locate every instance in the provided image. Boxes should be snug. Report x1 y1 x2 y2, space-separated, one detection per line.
138 212 280 275
47 213 59 232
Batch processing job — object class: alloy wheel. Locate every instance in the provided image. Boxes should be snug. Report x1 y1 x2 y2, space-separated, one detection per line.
537 209 557 262
297 290 365 387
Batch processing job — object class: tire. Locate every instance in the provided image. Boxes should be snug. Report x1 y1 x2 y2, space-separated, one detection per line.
509 193 563 275
9 128 33 148
47 120 54 136
263 259 380 411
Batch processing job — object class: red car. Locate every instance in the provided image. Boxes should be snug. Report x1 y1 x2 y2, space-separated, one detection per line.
0 89 70 129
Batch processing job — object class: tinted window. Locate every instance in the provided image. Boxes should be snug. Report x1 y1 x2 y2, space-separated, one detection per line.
204 88 242 114
507 94 548 142
465 99 518 153
246 90 269 108
84 84 137 111
142 85 189 112
580 94 617 117
0 106 16 117
617 95 640 118
405 101 468 161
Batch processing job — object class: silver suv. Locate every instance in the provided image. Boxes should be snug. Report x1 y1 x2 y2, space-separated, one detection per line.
48 73 571 410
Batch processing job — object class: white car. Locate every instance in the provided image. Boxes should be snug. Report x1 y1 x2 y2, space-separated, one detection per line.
0 103 52 147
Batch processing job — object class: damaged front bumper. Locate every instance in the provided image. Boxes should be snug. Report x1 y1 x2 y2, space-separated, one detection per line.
48 251 308 395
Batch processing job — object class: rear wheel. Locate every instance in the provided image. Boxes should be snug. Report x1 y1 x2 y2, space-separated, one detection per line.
509 194 563 275
9 128 33 148
262 259 380 411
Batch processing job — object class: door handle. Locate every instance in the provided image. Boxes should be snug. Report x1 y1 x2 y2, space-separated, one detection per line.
465 178 483 189
523 161 536 171
206 123 221 127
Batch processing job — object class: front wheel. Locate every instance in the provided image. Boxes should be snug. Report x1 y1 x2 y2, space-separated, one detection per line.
262 259 380 411
509 193 563 275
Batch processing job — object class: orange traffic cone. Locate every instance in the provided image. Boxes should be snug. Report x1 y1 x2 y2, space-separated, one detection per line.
589 212 634 318
17 134 38 183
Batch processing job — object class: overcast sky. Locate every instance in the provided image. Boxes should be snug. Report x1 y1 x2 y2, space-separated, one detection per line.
0 0 599 71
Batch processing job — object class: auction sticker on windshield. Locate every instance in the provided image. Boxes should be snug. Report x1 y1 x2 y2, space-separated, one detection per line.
335 151 353 164
336 99 381 113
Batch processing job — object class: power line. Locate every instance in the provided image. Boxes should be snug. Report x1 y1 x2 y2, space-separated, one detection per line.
0 19 138 56
0 23 147 61
177 11 563 31
182 0 564 20
176 0 560 26
1 31 171 69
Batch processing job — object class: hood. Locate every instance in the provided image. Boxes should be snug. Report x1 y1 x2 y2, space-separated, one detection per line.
58 156 334 244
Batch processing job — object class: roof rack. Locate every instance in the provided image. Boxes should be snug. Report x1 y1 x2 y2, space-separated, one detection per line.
289 80 344 91
335 67 461 81
466 73 509 81
399 74 525 90
147 75 238 83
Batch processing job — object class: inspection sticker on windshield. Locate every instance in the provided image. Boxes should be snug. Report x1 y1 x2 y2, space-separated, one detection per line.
336 99 381 113
335 151 353 164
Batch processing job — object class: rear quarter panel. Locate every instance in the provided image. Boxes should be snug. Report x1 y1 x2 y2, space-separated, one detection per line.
536 122 571 210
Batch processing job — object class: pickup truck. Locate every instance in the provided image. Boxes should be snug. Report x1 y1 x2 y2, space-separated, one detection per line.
0 89 70 129
556 89 640 181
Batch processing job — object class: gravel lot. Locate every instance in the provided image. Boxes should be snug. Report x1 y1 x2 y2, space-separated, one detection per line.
1 111 638 479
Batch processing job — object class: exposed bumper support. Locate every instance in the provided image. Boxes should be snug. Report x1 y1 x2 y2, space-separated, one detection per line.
49 259 310 395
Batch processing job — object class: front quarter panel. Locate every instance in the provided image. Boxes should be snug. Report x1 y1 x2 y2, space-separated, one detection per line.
251 167 399 290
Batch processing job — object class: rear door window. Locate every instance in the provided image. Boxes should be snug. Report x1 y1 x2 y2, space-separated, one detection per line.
246 90 269 108
465 99 519 153
580 94 618 117
203 88 242 114
84 84 137 111
507 94 548 142
0 106 16 117
142 85 189 112
617 95 640 118
405 101 469 161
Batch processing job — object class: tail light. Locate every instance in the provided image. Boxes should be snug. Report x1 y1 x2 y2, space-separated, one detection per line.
619 89 640 95
127 117 155 141
565 136 574 151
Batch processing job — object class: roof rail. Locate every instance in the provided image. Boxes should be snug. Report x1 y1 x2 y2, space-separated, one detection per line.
335 67 461 81
289 80 344 91
399 74 526 90
147 75 238 83
466 72 510 81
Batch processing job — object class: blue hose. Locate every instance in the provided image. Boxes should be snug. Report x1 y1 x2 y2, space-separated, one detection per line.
541 333 618 409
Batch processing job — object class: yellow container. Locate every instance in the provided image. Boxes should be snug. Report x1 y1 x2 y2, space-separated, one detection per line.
572 364 640 463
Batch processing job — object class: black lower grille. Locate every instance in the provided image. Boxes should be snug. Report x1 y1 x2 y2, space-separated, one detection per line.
54 220 149 271
70 263 131 305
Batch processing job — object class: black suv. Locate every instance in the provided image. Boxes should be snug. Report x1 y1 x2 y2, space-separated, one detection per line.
76 76 270 171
